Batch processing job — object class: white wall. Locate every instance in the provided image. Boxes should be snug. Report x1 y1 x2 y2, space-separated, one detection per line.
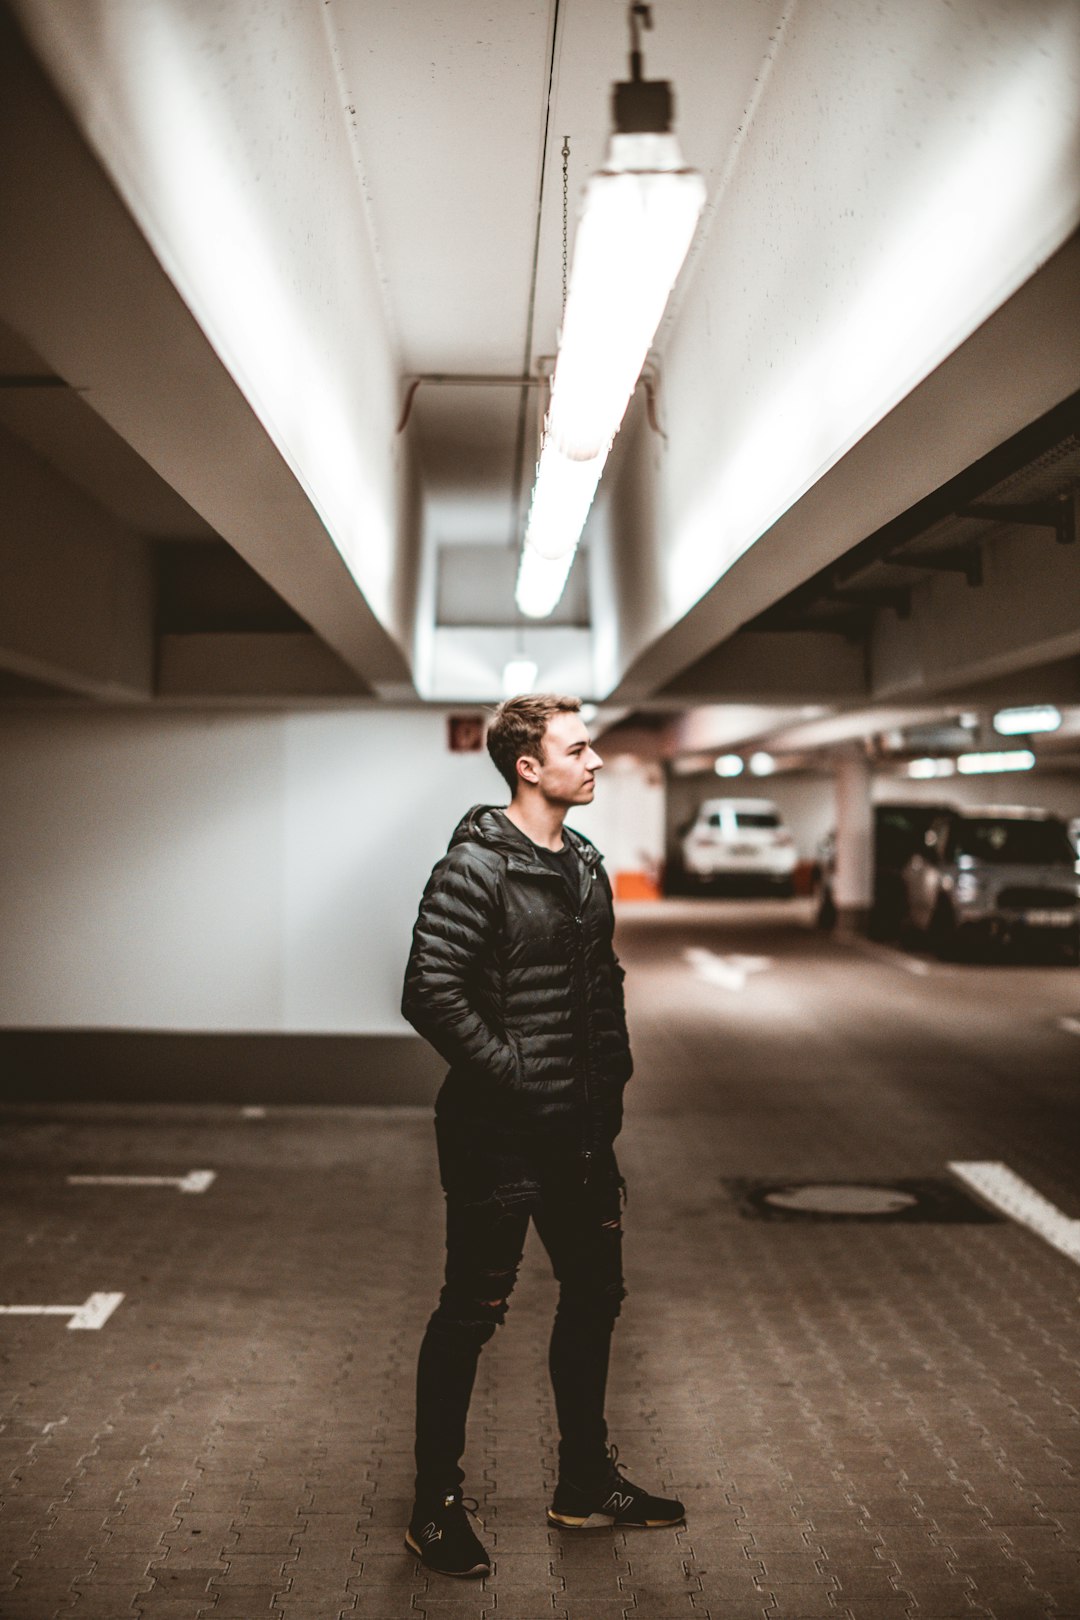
877 771 1080 823
667 771 838 862
0 708 650 1033
0 710 491 1032
573 757 666 882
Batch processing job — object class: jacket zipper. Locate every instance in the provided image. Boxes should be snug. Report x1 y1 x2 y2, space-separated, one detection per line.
523 852 597 1155
571 906 594 1159
570 853 597 1159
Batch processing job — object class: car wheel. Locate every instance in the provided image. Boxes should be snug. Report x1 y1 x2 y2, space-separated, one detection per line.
664 861 688 897
930 897 960 961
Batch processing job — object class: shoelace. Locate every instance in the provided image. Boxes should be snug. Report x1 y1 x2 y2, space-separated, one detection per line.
420 1494 482 1545
440 1492 482 1518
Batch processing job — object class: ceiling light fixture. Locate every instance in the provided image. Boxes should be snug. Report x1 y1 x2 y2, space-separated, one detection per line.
992 705 1061 736
501 658 539 697
714 754 744 778
516 3 705 617
907 757 956 779
956 749 1036 775
748 752 776 777
516 543 577 621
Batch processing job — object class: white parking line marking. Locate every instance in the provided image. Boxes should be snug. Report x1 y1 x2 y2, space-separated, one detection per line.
949 1161 1080 1266
66 1170 216 1194
0 1292 125 1330
241 1106 267 1118
1058 1016 1080 1036
683 948 771 992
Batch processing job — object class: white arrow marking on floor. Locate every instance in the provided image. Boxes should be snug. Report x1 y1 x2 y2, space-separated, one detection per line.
683 947 771 992
66 1170 216 1193
1059 1016 1080 1037
0 1292 124 1330
949 1161 1080 1266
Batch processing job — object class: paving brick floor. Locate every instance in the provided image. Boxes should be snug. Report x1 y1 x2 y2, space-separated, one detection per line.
2 900 1079 1617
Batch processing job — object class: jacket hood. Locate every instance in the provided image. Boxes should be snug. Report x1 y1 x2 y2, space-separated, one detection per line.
449 804 600 870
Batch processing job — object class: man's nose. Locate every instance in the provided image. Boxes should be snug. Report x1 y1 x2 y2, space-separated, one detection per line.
586 748 603 770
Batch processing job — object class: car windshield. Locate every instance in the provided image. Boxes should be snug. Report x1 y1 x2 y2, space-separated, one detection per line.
735 811 780 830
950 818 1076 865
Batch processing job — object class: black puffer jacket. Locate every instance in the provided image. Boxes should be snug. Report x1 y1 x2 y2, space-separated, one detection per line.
402 805 633 1146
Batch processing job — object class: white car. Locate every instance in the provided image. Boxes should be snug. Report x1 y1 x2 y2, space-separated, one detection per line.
680 798 798 894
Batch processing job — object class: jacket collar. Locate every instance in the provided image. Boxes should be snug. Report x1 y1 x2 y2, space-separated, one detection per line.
450 804 601 876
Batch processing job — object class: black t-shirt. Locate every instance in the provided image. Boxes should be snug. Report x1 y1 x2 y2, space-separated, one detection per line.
532 839 580 907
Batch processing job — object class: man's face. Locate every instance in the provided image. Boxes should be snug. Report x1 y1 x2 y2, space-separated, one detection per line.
518 711 603 806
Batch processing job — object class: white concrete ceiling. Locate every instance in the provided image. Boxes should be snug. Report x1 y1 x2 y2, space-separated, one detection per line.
1 0 1079 728
331 0 790 562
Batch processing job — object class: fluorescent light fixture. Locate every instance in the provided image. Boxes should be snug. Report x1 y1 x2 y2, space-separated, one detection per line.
523 450 606 564
539 135 706 473
748 752 776 777
522 133 705 569
516 7 705 615
992 705 1061 736
907 757 956 779
515 543 577 620
579 703 599 723
714 754 744 778
956 749 1036 775
501 658 539 697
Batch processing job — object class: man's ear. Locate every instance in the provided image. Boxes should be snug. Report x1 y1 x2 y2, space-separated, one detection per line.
516 753 540 786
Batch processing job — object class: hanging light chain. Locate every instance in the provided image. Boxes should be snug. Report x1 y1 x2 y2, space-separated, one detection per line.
561 135 570 316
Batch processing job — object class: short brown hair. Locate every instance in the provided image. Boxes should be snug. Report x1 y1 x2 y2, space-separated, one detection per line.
486 693 582 793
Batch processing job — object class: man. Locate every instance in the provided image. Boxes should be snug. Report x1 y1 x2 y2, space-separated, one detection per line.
401 693 684 1579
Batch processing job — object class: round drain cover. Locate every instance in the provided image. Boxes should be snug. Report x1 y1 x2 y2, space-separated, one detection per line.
763 1183 921 1216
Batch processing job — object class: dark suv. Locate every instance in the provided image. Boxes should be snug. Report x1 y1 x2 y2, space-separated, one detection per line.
815 801 950 938
903 806 1080 961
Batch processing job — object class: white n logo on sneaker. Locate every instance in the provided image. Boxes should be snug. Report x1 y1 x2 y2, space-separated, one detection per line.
421 1521 443 1543
604 1490 634 1513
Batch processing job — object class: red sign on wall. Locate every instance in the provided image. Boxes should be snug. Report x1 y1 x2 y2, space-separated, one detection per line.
447 714 485 753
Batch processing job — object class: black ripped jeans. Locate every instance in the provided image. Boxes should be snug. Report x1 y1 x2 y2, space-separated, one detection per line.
414 1117 626 1500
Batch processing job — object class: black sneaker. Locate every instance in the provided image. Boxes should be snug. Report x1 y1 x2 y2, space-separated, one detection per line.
548 1446 685 1530
405 1490 491 1578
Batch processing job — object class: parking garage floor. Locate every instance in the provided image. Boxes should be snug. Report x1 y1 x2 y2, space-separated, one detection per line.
2 899 1080 1620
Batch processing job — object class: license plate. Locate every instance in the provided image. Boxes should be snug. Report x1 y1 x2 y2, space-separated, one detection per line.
1022 910 1075 927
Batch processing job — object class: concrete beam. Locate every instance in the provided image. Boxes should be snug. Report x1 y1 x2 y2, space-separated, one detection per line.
0 8 415 700
871 522 1080 700
0 424 153 700
936 658 1080 709
658 631 868 704
158 634 369 702
610 235 1080 702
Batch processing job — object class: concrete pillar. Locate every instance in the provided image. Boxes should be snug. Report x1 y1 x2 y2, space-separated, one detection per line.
833 752 874 935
